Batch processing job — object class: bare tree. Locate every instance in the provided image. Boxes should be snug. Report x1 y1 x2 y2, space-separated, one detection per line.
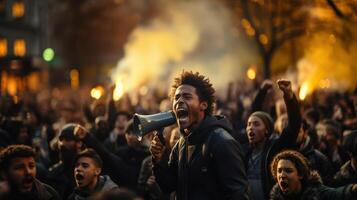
226 0 357 78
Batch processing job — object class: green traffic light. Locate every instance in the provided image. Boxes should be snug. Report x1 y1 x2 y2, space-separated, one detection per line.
43 48 55 62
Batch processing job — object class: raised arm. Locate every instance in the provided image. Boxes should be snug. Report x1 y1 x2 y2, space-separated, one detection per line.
251 80 274 112
276 79 301 147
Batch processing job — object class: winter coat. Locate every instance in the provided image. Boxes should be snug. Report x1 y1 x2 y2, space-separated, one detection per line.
243 94 301 199
300 138 334 185
153 115 250 200
67 175 118 200
270 171 356 200
2 179 61 200
333 160 357 187
46 162 76 199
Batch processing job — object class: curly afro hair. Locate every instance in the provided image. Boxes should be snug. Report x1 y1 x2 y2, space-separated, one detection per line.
170 71 216 115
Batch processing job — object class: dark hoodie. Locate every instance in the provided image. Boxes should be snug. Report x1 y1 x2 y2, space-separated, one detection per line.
3 179 60 200
67 175 118 200
153 115 250 200
270 171 356 200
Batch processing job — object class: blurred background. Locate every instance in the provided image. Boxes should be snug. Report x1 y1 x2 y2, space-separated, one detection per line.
0 0 357 114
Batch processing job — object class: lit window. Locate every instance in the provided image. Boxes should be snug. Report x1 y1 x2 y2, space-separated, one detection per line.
14 39 26 56
0 38 7 57
12 1 25 18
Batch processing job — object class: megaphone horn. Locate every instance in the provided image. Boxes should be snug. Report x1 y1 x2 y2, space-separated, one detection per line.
133 110 176 144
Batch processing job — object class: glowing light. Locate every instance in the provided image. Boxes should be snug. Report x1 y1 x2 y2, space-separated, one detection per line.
247 67 256 80
14 39 26 56
0 38 7 57
70 69 79 90
329 34 336 44
43 48 55 62
12 1 25 18
139 86 148 96
241 19 251 29
91 86 104 100
319 79 331 89
299 82 309 100
113 80 124 101
246 27 256 37
6 76 19 96
259 34 268 45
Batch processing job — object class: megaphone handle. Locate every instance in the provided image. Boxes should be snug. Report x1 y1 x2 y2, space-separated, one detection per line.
156 128 166 146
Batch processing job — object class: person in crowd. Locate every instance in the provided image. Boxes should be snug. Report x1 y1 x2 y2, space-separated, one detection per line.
92 188 142 200
73 123 138 191
296 120 334 185
318 119 349 173
113 119 150 191
68 148 118 200
270 150 357 200
103 111 131 153
137 127 179 200
244 79 301 199
90 116 110 142
46 123 84 199
333 130 357 186
0 144 60 200
150 71 250 200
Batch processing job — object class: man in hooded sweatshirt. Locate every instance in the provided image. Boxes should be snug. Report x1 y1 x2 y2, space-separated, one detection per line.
150 71 250 200
68 148 118 200
0 145 60 200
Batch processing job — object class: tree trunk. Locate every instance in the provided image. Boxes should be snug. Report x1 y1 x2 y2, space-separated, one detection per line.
263 53 272 79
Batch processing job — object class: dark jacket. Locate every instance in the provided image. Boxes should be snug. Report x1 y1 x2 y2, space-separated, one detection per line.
333 160 357 187
243 94 301 199
299 138 334 185
115 144 150 191
270 171 356 200
2 179 61 200
82 132 133 188
67 175 118 200
138 155 167 200
45 162 76 199
153 115 250 200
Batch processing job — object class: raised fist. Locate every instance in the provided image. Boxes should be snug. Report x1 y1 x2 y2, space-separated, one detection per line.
277 79 293 99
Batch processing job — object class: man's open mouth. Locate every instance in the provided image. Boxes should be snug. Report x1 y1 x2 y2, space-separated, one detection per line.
176 108 189 119
75 174 84 181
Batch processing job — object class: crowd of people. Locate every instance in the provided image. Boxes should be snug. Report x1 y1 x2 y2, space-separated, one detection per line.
0 70 356 200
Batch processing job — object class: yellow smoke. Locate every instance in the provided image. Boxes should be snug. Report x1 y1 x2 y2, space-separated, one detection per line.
111 0 257 96
298 31 357 100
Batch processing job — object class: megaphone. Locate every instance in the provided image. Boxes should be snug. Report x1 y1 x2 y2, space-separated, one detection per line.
133 110 176 145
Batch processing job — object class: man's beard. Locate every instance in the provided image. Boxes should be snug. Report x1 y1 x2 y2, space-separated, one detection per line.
59 147 77 166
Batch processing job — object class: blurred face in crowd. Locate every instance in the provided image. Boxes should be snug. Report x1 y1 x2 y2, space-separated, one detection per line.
173 85 207 134
296 127 308 149
246 116 268 146
277 159 302 195
125 131 140 147
16 127 30 144
115 115 129 133
3 157 36 193
58 138 81 164
74 157 101 190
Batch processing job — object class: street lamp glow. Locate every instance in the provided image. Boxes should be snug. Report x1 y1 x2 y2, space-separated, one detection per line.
43 48 55 62
91 86 104 100
247 68 256 80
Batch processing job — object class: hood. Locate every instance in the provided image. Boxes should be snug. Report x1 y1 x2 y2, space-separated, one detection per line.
100 175 119 192
185 115 234 145
73 175 118 199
